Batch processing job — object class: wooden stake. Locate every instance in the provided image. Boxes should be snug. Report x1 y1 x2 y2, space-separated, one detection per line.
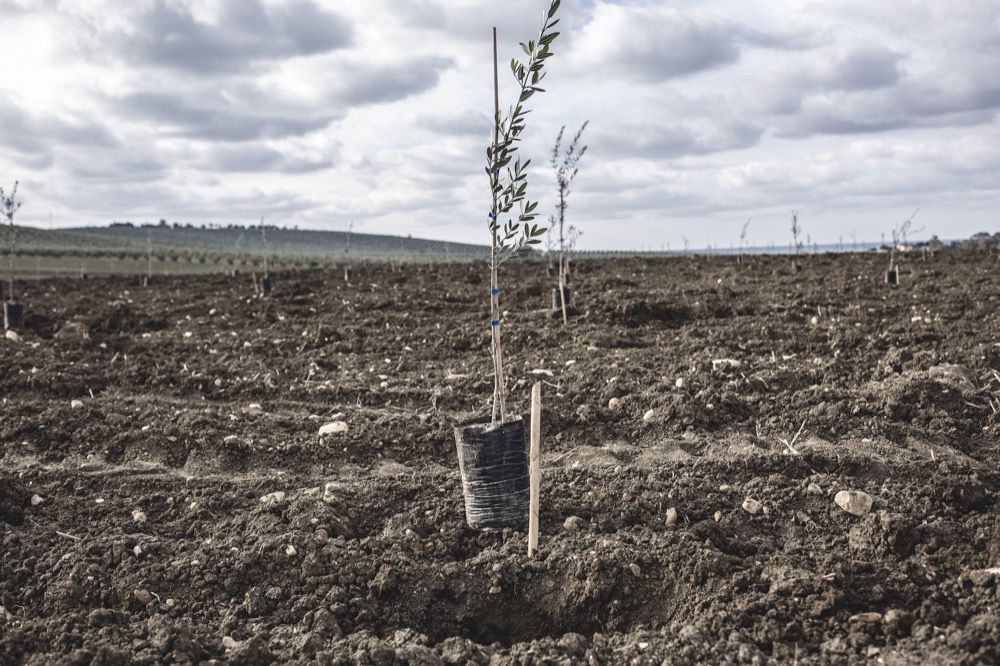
528 382 541 557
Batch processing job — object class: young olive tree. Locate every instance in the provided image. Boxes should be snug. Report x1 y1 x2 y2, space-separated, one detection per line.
2 181 21 301
486 0 561 424
790 211 804 268
550 120 588 321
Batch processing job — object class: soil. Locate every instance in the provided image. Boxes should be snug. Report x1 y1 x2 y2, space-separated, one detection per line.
2 250 1000 665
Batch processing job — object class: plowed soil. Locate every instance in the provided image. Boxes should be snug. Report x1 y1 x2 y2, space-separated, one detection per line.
2 251 1000 665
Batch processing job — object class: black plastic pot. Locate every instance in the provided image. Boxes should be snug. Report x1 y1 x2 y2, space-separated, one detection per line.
454 417 529 531
552 287 572 310
142 276 152 288
4 303 24 330
546 266 556 278
261 277 273 297
884 269 898 285
344 267 353 283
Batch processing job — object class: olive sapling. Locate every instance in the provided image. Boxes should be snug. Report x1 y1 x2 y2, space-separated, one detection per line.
485 0 561 424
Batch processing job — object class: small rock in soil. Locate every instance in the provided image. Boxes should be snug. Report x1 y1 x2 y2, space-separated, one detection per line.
629 563 642 577
806 483 823 495
851 612 883 623
742 498 763 515
246 403 264 416
643 409 656 422
70 399 84 409
132 509 147 524
608 397 621 410
4 330 20 342
563 515 585 532
714 511 722 522
319 421 349 436
133 589 154 605
30 494 44 506
260 491 286 506
835 490 873 516
665 507 678 525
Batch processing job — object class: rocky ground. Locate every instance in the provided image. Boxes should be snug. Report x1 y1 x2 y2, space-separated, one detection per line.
1 250 999 665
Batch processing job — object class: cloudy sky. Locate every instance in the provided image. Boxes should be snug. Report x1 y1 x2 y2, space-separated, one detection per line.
1 0 998 251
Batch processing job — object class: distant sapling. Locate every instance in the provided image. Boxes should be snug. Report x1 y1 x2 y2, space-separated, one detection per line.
485 0 561 424
550 120 588 323
886 209 920 284
790 211 804 270
2 181 21 302
738 217 751 266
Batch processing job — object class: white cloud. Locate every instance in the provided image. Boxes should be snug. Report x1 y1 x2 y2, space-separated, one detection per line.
0 0 998 248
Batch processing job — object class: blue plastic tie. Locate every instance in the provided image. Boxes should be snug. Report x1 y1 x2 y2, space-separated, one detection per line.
491 288 500 295
491 319 501 327
491 168 499 174
488 212 497 221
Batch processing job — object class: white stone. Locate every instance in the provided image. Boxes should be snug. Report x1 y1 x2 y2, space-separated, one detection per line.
629 563 642 577
608 397 621 410
4 330 20 342
285 544 297 557
132 509 147 524
642 409 656 422
742 498 763 515
675 377 685 388
319 421 348 436
246 403 264 416
30 494 43 506
835 490 873 516
70 399 84 409
712 358 743 370
665 507 678 525
260 491 287 506
563 515 585 532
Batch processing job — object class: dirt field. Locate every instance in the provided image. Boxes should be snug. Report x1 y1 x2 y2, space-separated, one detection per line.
2 250 999 665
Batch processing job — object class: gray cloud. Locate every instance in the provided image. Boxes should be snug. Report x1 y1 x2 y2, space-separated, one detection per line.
415 109 490 137
103 0 353 75
117 92 336 142
327 57 454 107
592 120 762 159
205 144 335 174
569 8 743 81
0 99 118 164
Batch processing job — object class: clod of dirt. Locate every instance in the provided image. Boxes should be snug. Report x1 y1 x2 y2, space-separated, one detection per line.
564 515 585 532
134 589 154 605
0 476 28 525
31 493 44 506
835 490 874 516
929 364 978 392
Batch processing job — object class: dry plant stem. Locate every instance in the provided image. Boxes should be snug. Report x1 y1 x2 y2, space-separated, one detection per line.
528 382 541 557
779 420 806 455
